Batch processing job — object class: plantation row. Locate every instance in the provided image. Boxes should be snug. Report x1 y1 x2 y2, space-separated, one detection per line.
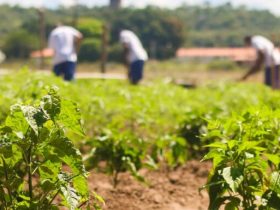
1 70 280 209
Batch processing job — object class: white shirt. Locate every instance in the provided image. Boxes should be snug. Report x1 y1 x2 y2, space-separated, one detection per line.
48 26 82 65
251 35 280 67
120 30 148 63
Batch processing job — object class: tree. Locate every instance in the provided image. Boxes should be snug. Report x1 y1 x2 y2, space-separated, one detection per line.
76 18 103 61
3 30 39 59
110 8 185 59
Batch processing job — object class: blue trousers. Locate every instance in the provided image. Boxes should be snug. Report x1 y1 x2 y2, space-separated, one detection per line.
129 60 145 84
265 66 280 89
53 61 76 81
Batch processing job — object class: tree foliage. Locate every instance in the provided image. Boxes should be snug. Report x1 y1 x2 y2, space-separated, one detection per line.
2 30 39 59
1 3 280 59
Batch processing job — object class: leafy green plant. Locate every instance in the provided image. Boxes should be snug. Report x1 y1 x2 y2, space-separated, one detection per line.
84 130 147 187
0 87 96 209
202 108 280 209
152 135 187 168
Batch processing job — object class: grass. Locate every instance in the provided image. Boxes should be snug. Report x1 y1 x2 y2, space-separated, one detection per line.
0 58 263 86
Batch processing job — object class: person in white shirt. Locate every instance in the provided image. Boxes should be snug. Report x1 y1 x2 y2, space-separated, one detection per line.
120 30 148 84
241 35 280 88
48 24 83 81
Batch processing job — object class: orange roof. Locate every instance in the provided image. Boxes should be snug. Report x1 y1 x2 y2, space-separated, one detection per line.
30 48 54 58
176 47 256 62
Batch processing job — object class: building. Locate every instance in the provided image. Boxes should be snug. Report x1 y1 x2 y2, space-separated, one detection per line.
176 47 256 64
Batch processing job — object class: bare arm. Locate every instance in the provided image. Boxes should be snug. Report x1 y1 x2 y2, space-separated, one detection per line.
74 33 83 54
122 43 130 68
241 51 264 80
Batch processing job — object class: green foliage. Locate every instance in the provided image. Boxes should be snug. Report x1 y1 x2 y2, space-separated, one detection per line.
0 70 192 186
3 30 39 59
2 4 280 59
85 130 146 186
109 7 185 59
0 86 94 209
78 39 102 62
202 108 280 209
76 18 103 62
3 69 280 208
77 18 103 38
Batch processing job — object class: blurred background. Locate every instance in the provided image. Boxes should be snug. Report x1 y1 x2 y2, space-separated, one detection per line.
1 0 280 83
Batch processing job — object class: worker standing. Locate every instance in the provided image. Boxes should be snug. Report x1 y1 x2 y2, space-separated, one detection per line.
241 35 280 89
120 30 148 85
48 24 83 81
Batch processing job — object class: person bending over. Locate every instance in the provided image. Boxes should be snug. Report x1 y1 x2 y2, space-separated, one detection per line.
120 30 148 85
241 35 280 89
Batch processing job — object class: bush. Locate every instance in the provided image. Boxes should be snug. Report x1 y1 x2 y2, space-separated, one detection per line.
78 38 101 62
108 43 123 62
110 7 185 60
77 18 103 39
3 30 39 59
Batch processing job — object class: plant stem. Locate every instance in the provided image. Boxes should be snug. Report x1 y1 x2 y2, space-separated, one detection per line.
28 145 33 202
1 156 12 204
113 170 119 188
48 190 60 207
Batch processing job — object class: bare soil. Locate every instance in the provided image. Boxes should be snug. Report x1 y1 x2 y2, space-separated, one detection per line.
88 160 211 210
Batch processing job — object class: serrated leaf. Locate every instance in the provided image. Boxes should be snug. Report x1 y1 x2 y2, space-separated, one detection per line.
40 87 61 120
5 105 29 139
59 174 80 210
59 100 84 137
221 167 244 193
20 106 40 136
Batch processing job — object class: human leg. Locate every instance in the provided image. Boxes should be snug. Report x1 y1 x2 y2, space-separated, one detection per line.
129 60 144 84
63 61 76 81
265 67 272 87
274 65 280 89
53 63 63 76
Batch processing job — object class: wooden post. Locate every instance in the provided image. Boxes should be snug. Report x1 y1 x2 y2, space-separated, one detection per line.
101 24 109 74
72 0 79 27
37 9 46 69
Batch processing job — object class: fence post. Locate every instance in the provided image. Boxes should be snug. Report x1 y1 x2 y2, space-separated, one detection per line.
37 9 46 70
101 24 109 74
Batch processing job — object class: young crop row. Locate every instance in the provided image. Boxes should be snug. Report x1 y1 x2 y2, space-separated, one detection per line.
1 70 280 209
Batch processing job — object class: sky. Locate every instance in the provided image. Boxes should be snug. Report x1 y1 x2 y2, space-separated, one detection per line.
0 0 280 15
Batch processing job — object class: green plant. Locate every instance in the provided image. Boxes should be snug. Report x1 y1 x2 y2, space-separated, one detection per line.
152 135 187 168
0 87 95 209
84 130 147 187
202 108 280 209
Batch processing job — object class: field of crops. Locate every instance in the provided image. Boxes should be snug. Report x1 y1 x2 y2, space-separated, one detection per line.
1 70 280 209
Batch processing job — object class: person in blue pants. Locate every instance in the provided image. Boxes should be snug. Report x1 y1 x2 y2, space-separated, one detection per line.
120 30 148 85
48 24 83 81
241 35 280 89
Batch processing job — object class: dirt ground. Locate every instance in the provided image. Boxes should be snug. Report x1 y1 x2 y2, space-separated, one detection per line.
88 160 211 210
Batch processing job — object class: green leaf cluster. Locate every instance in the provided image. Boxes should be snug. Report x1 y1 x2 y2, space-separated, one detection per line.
0 86 92 209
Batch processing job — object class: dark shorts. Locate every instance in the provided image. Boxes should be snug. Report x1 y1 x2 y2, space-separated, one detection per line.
265 66 280 89
129 60 145 84
53 61 76 81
